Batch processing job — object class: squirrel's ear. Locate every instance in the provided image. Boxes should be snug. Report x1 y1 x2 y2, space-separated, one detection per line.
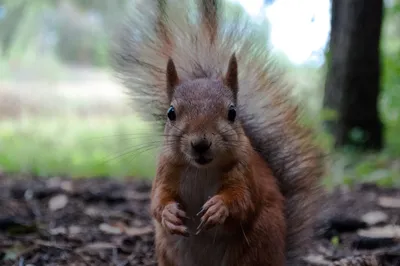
166 58 179 101
224 53 238 103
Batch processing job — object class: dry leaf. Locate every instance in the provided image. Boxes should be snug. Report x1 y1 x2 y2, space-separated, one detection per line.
48 194 68 211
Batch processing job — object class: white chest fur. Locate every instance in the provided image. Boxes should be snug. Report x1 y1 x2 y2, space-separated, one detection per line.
166 167 233 266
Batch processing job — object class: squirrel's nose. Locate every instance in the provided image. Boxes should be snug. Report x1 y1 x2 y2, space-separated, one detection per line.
191 139 212 154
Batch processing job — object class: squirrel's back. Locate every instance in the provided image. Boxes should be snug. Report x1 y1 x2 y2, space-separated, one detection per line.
111 0 325 264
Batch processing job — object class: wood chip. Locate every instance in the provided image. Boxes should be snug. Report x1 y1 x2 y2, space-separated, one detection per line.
109 221 153 236
99 223 122 235
75 242 117 253
69 225 82 235
50 227 67 235
358 225 400 239
301 254 332 265
125 191 150 201
361 211 389 226
46 177 62 188
61 181 74 193
84 207 102 217
124 225 153 236
48 194 68 211
378 196 400 209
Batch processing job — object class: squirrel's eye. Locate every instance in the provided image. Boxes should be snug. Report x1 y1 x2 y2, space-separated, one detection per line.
228 105 236 122
167 106 176 121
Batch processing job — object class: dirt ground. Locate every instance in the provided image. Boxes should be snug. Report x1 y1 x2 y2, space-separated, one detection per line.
0 174 399 266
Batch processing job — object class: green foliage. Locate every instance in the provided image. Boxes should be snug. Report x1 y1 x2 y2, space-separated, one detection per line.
0 0 128 65
331 236 340 247
324 150 400 189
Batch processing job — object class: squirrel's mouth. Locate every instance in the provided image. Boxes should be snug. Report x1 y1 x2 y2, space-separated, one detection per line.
194 156 213 165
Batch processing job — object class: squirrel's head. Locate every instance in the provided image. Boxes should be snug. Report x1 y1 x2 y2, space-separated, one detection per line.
162 54 249 169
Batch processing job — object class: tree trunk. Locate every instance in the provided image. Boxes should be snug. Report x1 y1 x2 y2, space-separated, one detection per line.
323 0 384 150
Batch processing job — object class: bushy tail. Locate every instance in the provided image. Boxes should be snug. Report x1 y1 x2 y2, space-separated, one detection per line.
111 0 325 264
111 0 255 125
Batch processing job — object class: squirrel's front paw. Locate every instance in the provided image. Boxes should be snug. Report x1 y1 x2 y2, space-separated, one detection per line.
161 202 189 237
196 195 229 234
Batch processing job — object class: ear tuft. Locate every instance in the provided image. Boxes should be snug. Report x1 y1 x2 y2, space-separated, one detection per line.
224 53 238 103
166 58 179 101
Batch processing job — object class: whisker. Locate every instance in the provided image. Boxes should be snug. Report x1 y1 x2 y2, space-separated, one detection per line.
83 133 182 142
100 143 161 164
97 138 180 162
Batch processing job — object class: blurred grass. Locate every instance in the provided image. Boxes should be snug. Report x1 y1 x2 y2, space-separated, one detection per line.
0 114 158 179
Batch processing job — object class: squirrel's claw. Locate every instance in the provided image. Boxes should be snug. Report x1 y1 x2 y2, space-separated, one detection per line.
161 202 190 237
196 207 205 217
196 195 229 235
195 219 205 235
164 220 190 237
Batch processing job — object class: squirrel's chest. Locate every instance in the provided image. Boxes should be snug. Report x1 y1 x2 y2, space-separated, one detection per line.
179 168 221 217
170 169 233 266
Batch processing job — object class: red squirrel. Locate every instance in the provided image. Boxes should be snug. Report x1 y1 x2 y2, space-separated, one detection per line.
111 0 325 265
150 56 286 266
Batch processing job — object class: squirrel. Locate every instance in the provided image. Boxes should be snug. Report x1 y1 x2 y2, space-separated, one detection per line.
111 0 325 265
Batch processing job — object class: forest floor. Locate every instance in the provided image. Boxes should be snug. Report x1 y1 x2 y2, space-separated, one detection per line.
0 174 399 266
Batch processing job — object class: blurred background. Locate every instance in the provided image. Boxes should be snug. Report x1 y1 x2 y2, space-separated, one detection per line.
0 0 399 188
